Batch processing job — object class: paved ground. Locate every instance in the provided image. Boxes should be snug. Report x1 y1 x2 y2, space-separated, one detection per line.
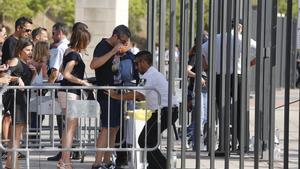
1 89 299 169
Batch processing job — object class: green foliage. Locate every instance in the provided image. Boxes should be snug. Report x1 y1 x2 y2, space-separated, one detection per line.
0 0 74 27
278 0 298 18
129 0 147 34
0 0 34 21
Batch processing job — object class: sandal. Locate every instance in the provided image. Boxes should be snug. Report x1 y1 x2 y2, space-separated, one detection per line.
56 160 73 169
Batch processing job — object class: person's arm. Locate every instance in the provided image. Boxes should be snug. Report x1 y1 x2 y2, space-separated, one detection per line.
0 76 11 84
63 60 90 86
48 47 64 83
187 65 195 78
107 90 145 101
41 63 48 79
90 43 123 70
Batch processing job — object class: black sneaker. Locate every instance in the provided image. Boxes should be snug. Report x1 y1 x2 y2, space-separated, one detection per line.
17 152 26 159
105 163 116 169
1 152 7 160
72 151 80 160
47 152 61 161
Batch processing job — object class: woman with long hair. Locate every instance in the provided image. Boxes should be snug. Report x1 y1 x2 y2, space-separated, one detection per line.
30 41 50 144
4 38 36 169
56 26 91 169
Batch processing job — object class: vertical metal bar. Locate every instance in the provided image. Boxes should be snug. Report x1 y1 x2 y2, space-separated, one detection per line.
245 3 252 153
181 0 189 168
179 0 184 79
240 0 250 168
224 1 232 168
151 0 156 64
194 0 204 168
159 0 166 76
167 1 176 168
268 0 277 168
218 0 227 153
188 0 195 49
299 88 300 168
284 0 292 168
255 0 266 168
208 0 218 167
12 89 16 169
147 0 153 52
231 0 240 152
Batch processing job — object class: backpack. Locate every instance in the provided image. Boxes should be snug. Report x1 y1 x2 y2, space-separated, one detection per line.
119 51 139 85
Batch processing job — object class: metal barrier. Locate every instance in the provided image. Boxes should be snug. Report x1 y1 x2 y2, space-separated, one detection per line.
146 0 298 169
0 85 162 169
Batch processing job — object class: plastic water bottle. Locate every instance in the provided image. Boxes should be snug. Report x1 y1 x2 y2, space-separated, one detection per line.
274 144 281 160
249 136 255 152
274 128 281 160
171 154 177 169
274 128 280 144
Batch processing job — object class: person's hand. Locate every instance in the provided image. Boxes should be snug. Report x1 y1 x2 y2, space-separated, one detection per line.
81 80 92 86
0 64 9 72
201 78 206 87
104 90 121 100
112 43 124 54
119 44 130 54
17 77 24 86
28 64 37 75
0 76 11 84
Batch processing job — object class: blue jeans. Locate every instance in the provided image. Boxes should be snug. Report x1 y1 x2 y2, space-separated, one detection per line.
186 91 208 145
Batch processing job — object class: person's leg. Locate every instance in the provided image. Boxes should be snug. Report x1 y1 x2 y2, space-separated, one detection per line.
5 123 25 169
201 91 208 147
103 127 120 163
2 114 11 142
138 112 166 169
94 128 109 165
138 108 178 169
48 92 66 161
60 117 78 164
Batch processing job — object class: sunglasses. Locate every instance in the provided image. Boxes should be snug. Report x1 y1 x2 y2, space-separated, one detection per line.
24 29 32 33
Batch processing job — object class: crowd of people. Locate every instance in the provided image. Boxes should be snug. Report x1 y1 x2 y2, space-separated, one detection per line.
0 16 179 169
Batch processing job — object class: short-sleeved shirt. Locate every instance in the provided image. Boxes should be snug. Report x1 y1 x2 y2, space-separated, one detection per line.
138 66 178 110
49 38 69 81
93 39 114 86
187 54 207 91
202 31 256 75
9 59 33 86
1 36 18 64
60 52 85 95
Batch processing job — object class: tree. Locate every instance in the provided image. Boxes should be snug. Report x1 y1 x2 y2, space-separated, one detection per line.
0 0 75 27
129 0 147 34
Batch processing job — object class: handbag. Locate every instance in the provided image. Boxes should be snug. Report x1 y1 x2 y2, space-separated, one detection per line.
83 72 96 100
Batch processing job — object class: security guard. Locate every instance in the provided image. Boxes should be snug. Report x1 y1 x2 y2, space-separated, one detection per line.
109 50 178 169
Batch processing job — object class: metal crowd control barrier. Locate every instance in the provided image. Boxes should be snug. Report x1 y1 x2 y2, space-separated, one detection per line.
147 0 298 169
0 85 161 169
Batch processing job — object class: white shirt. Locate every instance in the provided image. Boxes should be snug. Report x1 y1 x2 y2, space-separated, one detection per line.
202 31 256 74
31 70 44 85
49 38 69 81
138 66 178 110
130 47 140 55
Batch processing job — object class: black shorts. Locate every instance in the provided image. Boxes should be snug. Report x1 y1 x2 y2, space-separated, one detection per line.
98 96 121 128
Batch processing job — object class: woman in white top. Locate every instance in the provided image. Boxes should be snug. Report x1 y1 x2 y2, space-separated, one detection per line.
30 41 50 145
31 41 49 85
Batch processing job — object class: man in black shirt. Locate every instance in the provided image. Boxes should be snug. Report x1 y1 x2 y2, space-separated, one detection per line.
90 25 131 169
1 16 32 65
1 17 32 160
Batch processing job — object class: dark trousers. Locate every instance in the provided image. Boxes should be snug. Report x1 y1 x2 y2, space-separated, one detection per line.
215 75 245 149
56 115 64 139
138 107 178 169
